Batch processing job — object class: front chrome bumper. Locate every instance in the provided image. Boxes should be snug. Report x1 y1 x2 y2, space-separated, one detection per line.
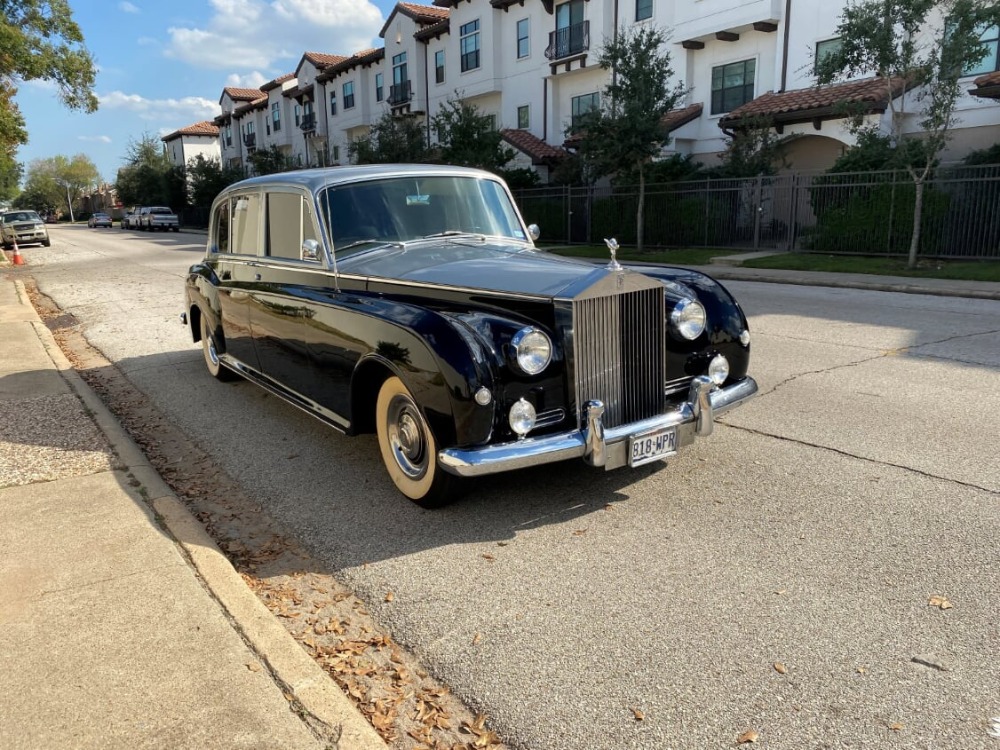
438 375 758 477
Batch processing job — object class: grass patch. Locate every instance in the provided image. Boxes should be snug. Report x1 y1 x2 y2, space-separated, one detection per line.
541 245 733 265
742 253 1000 282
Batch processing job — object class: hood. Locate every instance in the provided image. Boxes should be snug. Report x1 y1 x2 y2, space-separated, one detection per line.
341 240 607 297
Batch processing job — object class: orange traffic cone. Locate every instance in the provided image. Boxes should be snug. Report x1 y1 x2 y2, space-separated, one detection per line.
11 238 25 266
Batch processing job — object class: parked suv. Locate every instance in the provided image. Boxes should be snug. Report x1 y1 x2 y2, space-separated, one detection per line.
139 206 179 232
1 210 51 248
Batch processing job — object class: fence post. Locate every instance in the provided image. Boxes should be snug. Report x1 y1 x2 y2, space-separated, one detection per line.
788 173 798 251
565 185 571 244
703 177 710 247
887 171 896 256
752 175 763 250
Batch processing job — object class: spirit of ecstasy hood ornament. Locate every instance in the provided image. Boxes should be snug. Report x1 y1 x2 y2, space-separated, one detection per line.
604 237 622 271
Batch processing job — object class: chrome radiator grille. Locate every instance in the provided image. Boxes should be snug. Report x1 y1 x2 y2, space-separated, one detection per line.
572 286 666 428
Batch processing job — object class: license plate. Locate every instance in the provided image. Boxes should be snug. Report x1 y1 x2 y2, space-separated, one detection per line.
628 427 677 467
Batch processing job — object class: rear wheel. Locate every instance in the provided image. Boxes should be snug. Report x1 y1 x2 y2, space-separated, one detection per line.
375 376 461 507
200 314 238 382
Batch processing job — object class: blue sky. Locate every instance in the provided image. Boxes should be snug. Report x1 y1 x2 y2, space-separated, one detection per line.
16 0 402 183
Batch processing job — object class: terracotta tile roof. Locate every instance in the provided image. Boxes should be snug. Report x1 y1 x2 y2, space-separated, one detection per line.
318 48 386 81
380 2 450 38
304 51 349 69
414 18 450 41
970 70 1000 98
234 95 268 116
563 104 703 147
162 121 220 142
261 73 294 92
500 129 566 164
221 87 263 104
662 103 703 132
719 77 906 128
284 83 315 100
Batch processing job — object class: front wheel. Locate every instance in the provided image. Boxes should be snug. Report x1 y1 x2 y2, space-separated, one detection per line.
375 376 461 507
200 314 238 382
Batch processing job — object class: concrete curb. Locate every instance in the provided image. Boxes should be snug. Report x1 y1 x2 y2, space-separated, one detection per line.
16 279 386 750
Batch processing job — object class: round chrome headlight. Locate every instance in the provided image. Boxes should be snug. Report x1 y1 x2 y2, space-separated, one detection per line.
511 327 552 375
708 354 730 385
509 398 537 436
670 299 707 340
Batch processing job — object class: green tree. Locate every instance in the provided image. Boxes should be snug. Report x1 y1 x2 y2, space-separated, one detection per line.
570 26 686 251
707 115 789 178
0 1 97 189
114 134 174 207
431 95 514 172
249 145 295 176
186 155 244 210
817 0 1000 268
348 112 432 164
16 154 98 219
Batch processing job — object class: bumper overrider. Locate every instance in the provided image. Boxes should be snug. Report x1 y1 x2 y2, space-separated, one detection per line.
438 375 758 477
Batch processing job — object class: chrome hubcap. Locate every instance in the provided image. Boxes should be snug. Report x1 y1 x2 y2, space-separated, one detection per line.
388 396 427 479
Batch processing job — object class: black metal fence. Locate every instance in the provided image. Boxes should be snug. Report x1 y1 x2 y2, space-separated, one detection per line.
512 164 1000 259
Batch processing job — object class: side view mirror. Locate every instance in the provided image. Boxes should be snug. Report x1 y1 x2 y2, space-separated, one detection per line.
301 238 320 261
527 224 540 241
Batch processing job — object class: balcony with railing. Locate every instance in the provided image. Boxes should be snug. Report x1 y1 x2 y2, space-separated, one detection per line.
243 133 256 149
389 80 412 107
545 21 589 61
300 113 316 132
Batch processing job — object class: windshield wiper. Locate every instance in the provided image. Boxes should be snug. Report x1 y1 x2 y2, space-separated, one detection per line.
334 238 396 253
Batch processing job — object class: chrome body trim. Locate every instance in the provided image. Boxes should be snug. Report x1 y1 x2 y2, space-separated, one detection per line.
437 376 757 477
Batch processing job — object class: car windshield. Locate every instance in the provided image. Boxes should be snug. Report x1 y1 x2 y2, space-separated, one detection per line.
319 176 526 255
3 211 40 223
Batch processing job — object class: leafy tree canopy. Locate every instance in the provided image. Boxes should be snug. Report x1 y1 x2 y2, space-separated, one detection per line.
349 112 432 164
249 145 295 176
115 134 175 207
14 153 97 217
432 95 514 173
186 154 244 209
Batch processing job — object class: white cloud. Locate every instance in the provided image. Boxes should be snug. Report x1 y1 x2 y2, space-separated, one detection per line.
119 1 139 13
98 90 219 122
79 135 113 144
137 36 159 47
165 0 383 71
225 71 268 88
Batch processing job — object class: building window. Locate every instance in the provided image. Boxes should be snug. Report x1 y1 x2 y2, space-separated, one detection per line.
343 81 355 110
517 105 529 129
486 113 497 130
332 145 340 162
460 19 481 72
329 90 337 115
435 50 445 84
966 24 1000 75
375 72 384 102
711 59 756 115
517 18 529 58
271 102 281 132
224 125 232 147
391 52 409 104
814 37 843 75
551 0 587 59
636 0 652 21
294 104 301 126
571 92 599 128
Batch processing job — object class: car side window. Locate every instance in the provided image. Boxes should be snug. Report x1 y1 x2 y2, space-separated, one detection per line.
231 192 262 255
212 200 230 253
266 192 319 261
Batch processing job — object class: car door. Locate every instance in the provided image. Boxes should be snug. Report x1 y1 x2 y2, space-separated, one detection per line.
212 191 263 372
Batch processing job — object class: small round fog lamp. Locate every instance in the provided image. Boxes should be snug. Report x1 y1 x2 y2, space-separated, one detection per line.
474 387 492 406
508 398 537 437
708 354 730 385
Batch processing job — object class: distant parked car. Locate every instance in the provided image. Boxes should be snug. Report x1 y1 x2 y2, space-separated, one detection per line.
121 208 142 229
139 206 179 232
88 212 113 228
1 209 51 248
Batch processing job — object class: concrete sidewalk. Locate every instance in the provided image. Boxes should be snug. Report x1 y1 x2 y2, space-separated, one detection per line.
0 275 385 749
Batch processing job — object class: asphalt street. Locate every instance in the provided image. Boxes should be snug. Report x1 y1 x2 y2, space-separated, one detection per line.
21 224 1000 749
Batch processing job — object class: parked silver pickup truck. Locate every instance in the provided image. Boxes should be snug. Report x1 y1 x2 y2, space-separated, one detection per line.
140 206 180 232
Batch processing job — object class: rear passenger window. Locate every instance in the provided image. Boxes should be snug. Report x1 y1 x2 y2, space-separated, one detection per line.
266 192 319 261
231 192 262 255
212 201 230 253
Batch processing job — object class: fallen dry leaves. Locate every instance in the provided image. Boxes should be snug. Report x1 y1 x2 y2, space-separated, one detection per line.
737 729 759 744
630 707 645 721
773 662 787 675
928 595 953 610
27 283 509 750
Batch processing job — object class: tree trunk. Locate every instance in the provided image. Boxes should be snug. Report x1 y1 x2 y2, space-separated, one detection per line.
907 177 924 270
636 164 646 253
66 186 75 223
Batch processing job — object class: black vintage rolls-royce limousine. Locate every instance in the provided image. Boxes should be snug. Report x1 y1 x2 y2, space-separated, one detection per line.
183 165 757 506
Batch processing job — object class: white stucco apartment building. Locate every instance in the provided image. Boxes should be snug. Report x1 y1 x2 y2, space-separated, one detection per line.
165 0 1000 178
